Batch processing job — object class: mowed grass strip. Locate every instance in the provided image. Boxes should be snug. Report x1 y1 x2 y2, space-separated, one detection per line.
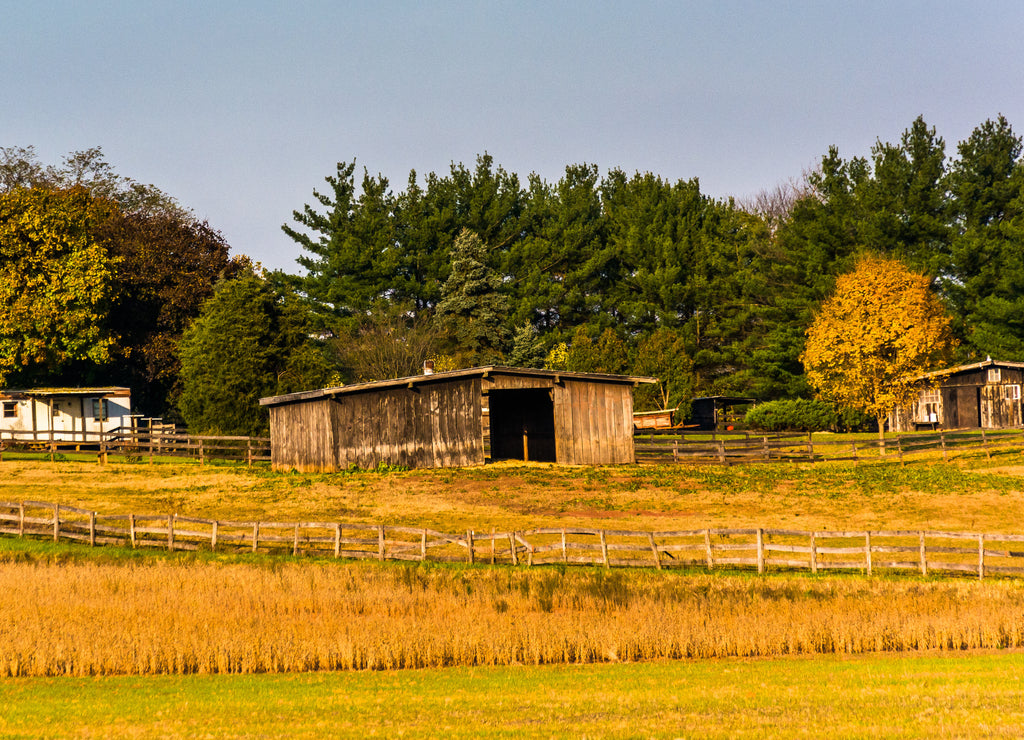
3 546 1024 677
1 653 1023 739
2 455 1024 534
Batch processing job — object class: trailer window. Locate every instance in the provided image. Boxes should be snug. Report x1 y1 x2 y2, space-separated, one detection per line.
2 401 15 419
91 399 109 421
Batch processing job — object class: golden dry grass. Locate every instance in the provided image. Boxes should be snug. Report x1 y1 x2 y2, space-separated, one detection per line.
2 557 1024 677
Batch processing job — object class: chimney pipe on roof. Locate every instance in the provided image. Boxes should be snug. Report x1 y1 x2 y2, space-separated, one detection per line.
423 360 435 375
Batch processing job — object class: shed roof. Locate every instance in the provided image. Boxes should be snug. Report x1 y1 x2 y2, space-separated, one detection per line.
913 358 1024 381
260 366 656 408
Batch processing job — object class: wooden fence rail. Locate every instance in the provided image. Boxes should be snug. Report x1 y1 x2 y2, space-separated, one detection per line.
0 429 271 466
3 500 1024 580
635 427 1024 465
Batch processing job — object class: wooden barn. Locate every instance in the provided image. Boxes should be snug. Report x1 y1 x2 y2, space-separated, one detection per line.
259 366 655 471
888 359 1024 432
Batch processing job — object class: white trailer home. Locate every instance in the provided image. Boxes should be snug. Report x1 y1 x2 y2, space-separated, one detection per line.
0 387 132 443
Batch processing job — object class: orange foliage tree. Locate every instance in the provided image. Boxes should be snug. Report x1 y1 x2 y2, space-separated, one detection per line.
801 254 956 440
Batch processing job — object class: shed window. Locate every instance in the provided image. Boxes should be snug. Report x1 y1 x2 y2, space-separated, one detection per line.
988 368 1002 382
91 399 109 421
2 401 15 419
1005 385 1021 401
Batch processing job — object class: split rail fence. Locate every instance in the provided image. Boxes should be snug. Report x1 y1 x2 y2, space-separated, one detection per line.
3 500 1024 580
634 427 1024 465
0 429 270 466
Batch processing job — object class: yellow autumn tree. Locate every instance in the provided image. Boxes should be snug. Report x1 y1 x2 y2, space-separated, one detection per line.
801 254 956 441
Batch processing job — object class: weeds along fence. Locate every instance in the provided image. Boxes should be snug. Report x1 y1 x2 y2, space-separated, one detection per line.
4 500 1024 580
634 427 1024 465
0 429 270 466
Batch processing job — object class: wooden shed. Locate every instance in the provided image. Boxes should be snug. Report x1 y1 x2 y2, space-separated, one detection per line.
888 359 1024 432
259 366 655 472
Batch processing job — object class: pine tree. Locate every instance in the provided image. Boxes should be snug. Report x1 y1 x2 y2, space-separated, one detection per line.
435 229 510 364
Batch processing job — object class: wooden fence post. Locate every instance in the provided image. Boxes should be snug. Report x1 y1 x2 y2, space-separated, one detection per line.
421 529 427 561
919 531 927 576
978 534 985 580
167 514 175 552
509 533 518 566
704 529 714 570
806 433 814 461
897 436 904 466
865 531 872 576
756 528 764 574
600 530 610 569
252 522 259 553
940 432 947 462
982 429 991 459
198 439 205 466
89 511 96 547
211 521 219 552
672 439 679 463
491 528 496 565
129 513 136 548
293 524 300 556
762 436 769 461
53 503 59 542
378 525 385 561
335 524 342 559
467 530 475 564
716 440 726 464
246 438 253 467
810 532 817 574
648 532 661 570
851 441 859 465
561 528 568 563
18 502 24 537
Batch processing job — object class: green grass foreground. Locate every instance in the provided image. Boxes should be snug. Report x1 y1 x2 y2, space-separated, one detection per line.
1 653 1022 739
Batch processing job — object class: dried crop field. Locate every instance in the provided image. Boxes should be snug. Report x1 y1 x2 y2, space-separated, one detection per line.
3 553 1024 677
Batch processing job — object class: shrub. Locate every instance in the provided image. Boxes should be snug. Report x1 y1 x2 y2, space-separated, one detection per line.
744 399 839 432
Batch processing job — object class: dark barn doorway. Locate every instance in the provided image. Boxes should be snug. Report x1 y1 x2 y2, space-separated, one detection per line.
488 388 556 462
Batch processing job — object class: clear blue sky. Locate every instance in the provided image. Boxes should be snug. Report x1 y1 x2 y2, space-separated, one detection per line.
4 1 1023 271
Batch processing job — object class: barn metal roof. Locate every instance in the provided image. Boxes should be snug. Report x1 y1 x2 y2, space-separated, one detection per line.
260 366 656 407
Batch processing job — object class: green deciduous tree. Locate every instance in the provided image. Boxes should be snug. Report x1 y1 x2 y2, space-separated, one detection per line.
0 186 119 385
801 255 956 440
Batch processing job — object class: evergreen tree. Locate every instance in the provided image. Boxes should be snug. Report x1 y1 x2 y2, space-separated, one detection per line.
506 323 546 368
178 272 335 435
435 229 510 364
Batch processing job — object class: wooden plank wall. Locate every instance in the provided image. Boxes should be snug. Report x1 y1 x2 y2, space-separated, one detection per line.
269 399 335 472
330 378 484 470
553 380 634 465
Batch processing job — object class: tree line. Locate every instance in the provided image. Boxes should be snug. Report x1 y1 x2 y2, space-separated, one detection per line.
2 114 1022 434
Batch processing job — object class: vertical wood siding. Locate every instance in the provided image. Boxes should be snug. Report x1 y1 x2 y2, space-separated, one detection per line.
553 380 634 465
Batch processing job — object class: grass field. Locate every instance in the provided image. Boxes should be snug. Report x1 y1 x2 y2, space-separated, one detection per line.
4 452 1024 735
2 652 1023 738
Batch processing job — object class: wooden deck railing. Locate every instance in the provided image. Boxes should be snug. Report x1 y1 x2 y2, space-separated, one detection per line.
3 500 1023 579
